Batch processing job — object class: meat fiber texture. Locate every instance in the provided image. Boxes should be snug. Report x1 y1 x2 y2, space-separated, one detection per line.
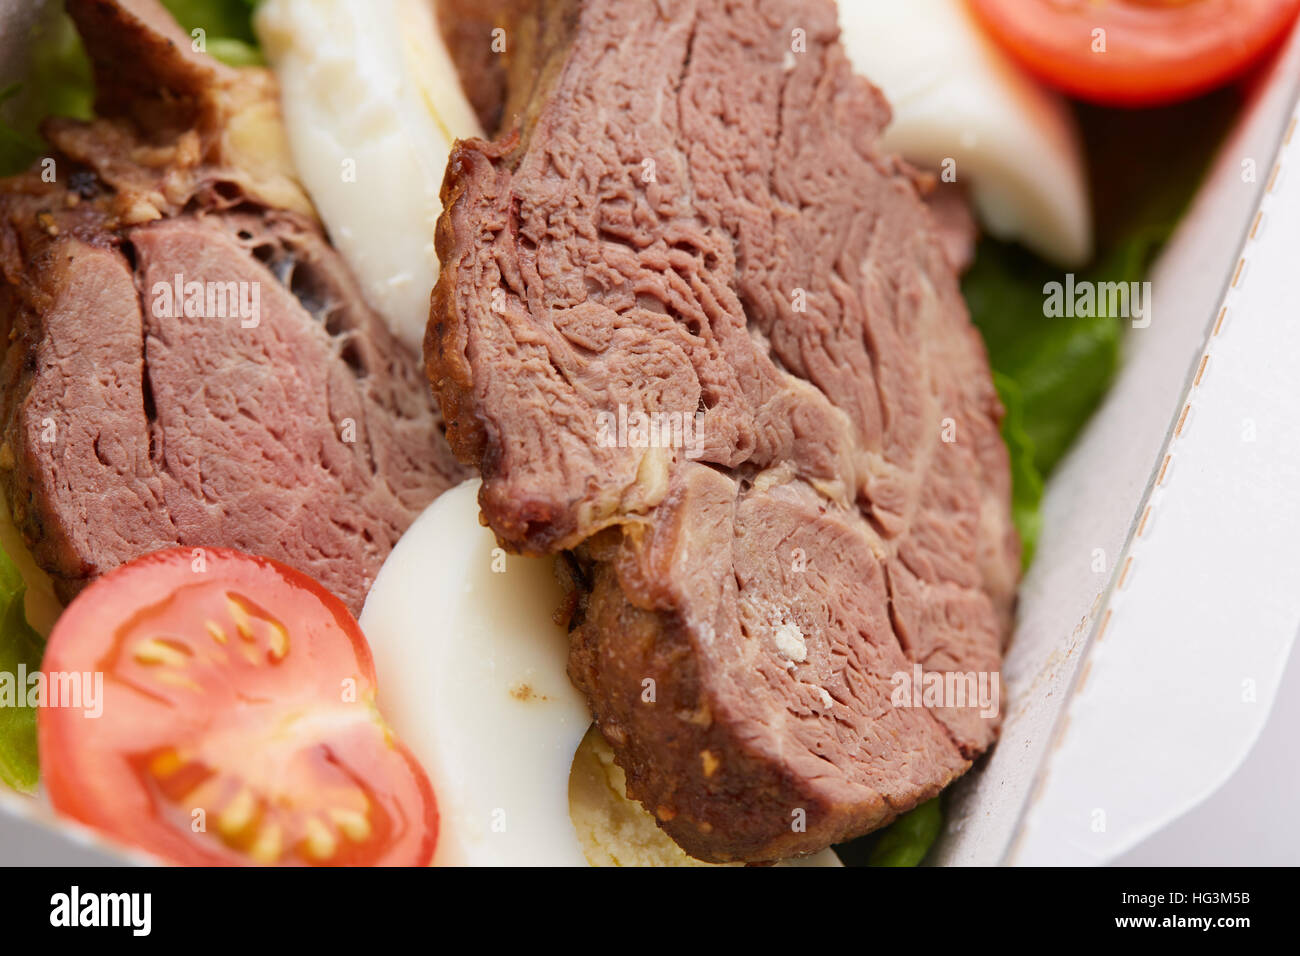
430 0 1020 861
0 0 465 615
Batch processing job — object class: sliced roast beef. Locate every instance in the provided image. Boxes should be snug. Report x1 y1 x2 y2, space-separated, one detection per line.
0 0 464 614
429 0 1019 861
923 179 979 274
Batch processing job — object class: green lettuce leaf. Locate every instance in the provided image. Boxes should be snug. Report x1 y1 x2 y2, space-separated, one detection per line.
162 0 260 41
160 0 263 66
0 14 93 177
24 12 94 122
963 92 1237 569
0 84 44 176
995 372 1044 570
962 216 1184 568
964 240 1124 480
0 547 45 794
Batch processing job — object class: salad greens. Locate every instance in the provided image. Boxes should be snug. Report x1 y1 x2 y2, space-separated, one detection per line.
964 238 1125 569
0 546 44 794
963 91 1238 568
994 371 1045 569
966 242 1124 481
0 14 91 177
158 0 263 66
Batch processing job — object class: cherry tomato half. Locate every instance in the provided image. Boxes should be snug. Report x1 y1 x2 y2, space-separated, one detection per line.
968 0 1300 106
38 548 437 866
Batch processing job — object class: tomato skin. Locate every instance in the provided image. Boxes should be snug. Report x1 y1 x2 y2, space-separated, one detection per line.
38 548 437 867
967 0 1300 107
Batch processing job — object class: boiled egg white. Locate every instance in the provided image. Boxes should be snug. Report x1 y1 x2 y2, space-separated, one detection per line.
359 480 840 867
840 0 1093 265
255 0 482 351
358 479 590 866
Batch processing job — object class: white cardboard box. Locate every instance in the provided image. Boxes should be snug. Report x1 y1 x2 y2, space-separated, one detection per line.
2 4 1299 866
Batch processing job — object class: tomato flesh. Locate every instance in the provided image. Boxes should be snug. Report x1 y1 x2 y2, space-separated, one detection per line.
38 548 437 866
967 0 1300 106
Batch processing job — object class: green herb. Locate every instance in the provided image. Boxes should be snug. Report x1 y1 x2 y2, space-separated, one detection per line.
160 0 264 66
0 14 93 177
962 225 1182 568
962 91 1237 567
965 240 1124 483
995 372 1044 569
162 0 260 43
0 547 45 794
867 798 943 867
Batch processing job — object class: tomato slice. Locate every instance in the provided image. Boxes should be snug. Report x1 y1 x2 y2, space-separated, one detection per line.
967 0 1300 107
38 548 437 866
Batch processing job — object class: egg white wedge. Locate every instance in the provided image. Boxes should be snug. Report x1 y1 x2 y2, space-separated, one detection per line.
840 0 1092 265
255 0 482 351
360 480 841 867
359 480 590 866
